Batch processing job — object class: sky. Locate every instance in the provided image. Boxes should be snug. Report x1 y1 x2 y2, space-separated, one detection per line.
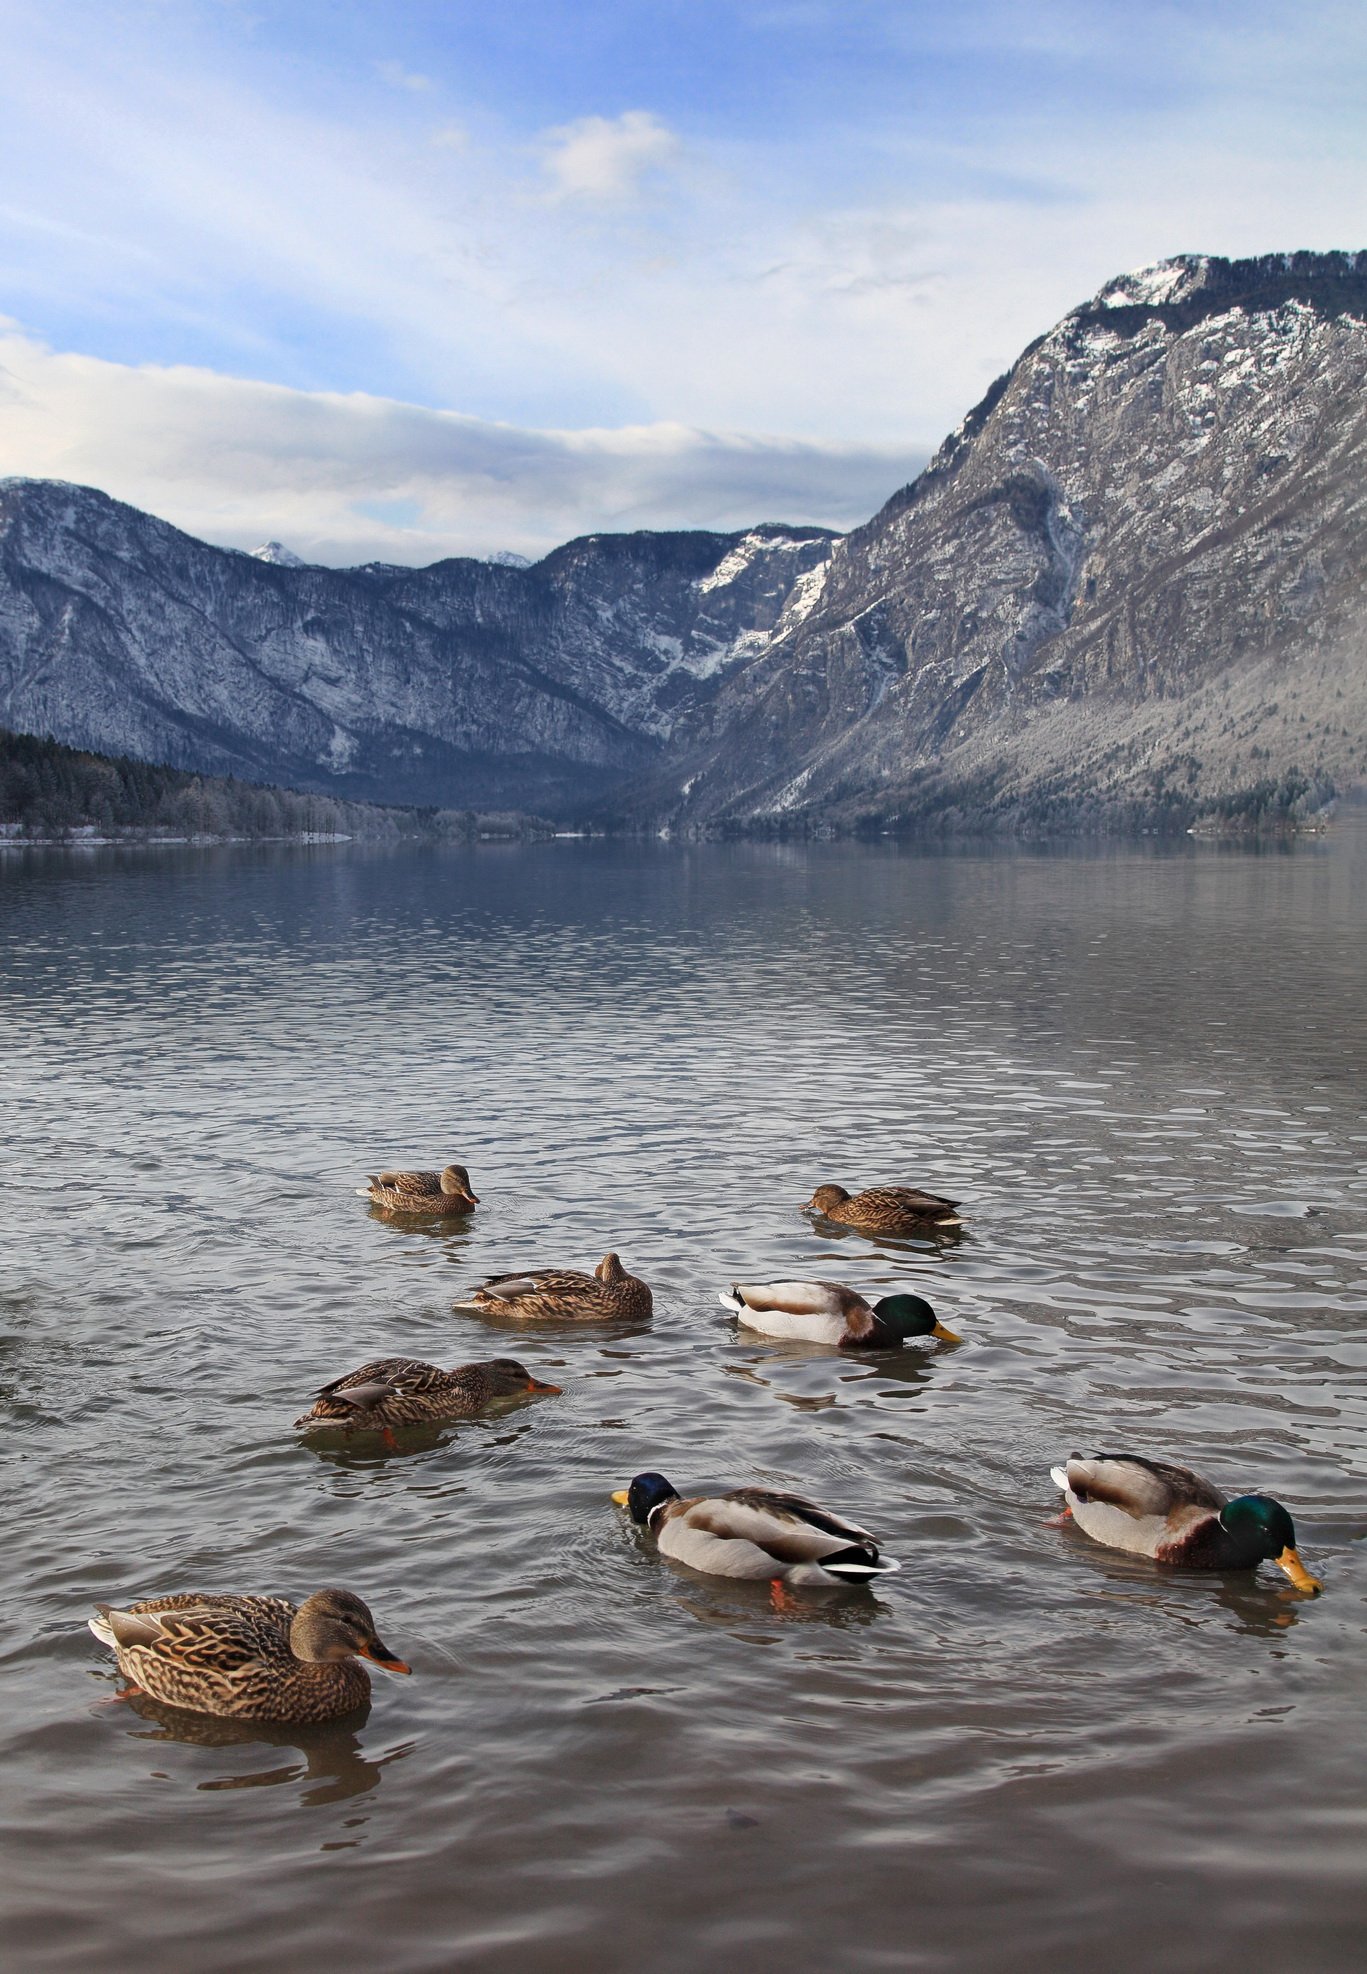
1 0 1365 563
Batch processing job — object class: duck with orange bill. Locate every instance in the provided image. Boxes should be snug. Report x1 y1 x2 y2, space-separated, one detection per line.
719 1279 960 1349
88 1589 412 1722
1049 1454 1322 1592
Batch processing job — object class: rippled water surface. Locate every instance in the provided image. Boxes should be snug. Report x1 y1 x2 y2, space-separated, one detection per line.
2 829 1365 1972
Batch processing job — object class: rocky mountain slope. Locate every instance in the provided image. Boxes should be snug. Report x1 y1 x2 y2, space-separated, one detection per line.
2 251 1364 831
0 481 834 811
637 251 1367 831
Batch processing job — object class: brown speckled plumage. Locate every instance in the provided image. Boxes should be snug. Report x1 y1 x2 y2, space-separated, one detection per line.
294 1356 560 1430
363 1163 479 1214
464 1251 652 1322
804 1183 962 1234
88 1588 410 1723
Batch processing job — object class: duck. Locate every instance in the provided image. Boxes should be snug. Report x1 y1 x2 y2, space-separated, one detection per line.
358 1163 479 1214
804 1183 962 1234
87 1588 412 1723
718 1279 961 1349
461 1253 652 1322
1049 1455 1322 1593
613 1473 901 1587
294 1356 561 1433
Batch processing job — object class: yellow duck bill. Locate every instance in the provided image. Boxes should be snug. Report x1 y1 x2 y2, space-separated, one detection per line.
1275 1546 1323 1595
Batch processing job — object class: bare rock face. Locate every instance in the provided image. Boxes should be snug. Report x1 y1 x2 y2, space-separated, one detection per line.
0 480 833 811
2 252 1365 830
646 251 1367 830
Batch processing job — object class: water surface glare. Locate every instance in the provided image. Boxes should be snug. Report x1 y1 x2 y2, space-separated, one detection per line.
2 832 1365 1973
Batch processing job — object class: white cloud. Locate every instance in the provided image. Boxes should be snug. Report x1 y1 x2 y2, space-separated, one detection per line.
0 326 922 564
540 110 681 202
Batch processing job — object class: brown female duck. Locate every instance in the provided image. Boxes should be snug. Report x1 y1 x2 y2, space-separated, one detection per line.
358 1163 479 1214
804 1183 962 1235
88 1588 411 1723
462 1252 652 1321
295 1355 561 1431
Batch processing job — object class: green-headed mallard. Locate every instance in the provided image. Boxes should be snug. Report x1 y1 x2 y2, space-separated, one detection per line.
1050 1455 1322 1593
612 1473 900 1586
718 1279 960 1349
294 1355 561 1432
462 1252 652 1322
88 1588 412 1723
358 1164 479 1214
804 1183 962 1234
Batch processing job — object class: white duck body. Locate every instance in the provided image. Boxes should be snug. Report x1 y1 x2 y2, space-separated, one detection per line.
720 1281 856 1345
623 1479 901 1584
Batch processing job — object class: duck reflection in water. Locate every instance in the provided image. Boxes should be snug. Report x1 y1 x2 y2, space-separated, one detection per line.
115 1690 415 1807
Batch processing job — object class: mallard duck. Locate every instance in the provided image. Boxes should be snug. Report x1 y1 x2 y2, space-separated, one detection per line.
294 1356 561 1432
804 1183 962 1234
718 1279 960 1348
462 1253 652 1321
88 1588 412 1722
612 1474 901 1585
358 1164 479 1214
1049 1455 1322 1593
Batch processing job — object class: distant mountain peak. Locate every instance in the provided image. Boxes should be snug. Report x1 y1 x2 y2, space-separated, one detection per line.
250 540 306 567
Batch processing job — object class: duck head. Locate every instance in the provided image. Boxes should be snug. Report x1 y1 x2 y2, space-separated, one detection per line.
1219 1496 1322 1593
612 1472 679 1524
290 1589 412 1671
804 1185 850 1215
596 1252 626 1282
871 1294 962 1344
439 1164 479 1205
482 1357 562 1397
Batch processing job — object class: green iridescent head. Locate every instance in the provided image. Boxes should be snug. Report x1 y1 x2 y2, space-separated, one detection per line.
1219 1494 1296 1558
871 1295 961 1343
1220 1495 1322 1593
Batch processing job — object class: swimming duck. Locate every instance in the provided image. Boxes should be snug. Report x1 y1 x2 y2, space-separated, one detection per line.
804 1184 962 1234
358 1164 479 1214
462 1253 652 1321
718 1279 961 1348
1049 1455 1322 1593
613 1474 901 1585
88 1588 412 1723
294 1356 561 1432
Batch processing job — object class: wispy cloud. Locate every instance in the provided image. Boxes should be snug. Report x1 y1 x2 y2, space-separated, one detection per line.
0 326 923 563
376 58 434 93
540 110 681 201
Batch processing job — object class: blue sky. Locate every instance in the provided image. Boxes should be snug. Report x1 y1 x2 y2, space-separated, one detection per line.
1 0 1365 560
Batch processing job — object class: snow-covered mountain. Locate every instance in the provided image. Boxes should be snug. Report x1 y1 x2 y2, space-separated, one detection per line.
3 252 1365 829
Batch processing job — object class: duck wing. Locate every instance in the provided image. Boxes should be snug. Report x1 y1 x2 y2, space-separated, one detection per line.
369 1170 443 1202
93 1594 294 1669
476 1268 597 1302
1057 1454 1226 1518
722 1281 854 1317
313 1357 445 1410
865 1186 960 1215
703 1487 880 1560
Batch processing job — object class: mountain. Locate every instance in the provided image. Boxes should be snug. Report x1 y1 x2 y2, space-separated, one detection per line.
250 540 307 568
2 251 1364 831
0 480 833 812
632 251 1367 831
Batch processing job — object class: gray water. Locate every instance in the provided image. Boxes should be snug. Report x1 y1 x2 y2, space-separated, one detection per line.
1 831 1364 1973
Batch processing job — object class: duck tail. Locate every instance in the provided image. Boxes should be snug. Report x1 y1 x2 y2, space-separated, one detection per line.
88 1606 118 1648
355 1182 377 1198
1049 1465 1070 1491
820 1546 902 1578
717 1287 745 1313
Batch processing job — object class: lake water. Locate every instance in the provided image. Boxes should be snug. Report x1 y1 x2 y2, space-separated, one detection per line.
1 829 1364 1973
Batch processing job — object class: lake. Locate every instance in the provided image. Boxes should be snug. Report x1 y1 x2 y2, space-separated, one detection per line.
1 829 1364 1972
